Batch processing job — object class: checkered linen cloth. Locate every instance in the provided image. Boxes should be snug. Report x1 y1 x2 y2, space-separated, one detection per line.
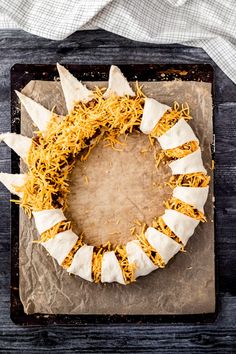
0 0 235 83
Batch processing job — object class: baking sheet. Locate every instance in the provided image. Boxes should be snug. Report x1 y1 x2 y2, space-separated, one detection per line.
19 79 215 315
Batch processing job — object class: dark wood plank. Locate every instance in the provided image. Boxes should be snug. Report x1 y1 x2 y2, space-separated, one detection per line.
0 295 236 352
0 29 235 352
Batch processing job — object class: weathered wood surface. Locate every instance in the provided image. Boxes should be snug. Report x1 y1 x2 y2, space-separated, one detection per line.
0 29 236 353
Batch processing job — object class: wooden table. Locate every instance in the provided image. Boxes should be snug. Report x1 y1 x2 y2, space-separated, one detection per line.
0 29 235 353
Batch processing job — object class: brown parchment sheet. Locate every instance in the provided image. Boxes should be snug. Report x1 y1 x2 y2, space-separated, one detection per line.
19 80 215 315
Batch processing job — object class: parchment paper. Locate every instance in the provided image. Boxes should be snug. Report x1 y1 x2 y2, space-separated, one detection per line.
19 80 215 315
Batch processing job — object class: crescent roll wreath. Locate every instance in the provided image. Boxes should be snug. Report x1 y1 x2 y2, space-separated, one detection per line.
0 64 210 284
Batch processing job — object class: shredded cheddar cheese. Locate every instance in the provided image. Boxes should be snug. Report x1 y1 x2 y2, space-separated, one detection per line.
165 197 206 222
83 175 89 184
166 173 210 188
115 245 136 283
163 141 199 160
130 226 136 236
148 134 155 147
154 150 165 168
34 220 71 243
152 217 184 248
134 219 142 226
154 141 199 167
62 237 84 269
137 224 165 267
150 102 191 137
92 242 111 283
211 159 215 170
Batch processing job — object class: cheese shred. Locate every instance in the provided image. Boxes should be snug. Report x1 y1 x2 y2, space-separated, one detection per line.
152 217 184 249
92 242 111 283
115 245 136 284
166 173 210 188
150 102 191 137
165 197 206 222
62 237 84 269
155 141 199 167
137 224 165 267
163 141 199 160
34 220 71 243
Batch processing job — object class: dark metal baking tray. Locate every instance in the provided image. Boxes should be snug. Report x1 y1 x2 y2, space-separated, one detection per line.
10 63 216 325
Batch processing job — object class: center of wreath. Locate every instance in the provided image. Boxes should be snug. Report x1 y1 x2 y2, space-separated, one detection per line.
66 132 172 247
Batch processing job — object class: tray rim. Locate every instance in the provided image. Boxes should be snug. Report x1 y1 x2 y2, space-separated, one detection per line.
10 63 217 326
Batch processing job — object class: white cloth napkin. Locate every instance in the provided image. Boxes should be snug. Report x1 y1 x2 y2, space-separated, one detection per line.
0 0 235 84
